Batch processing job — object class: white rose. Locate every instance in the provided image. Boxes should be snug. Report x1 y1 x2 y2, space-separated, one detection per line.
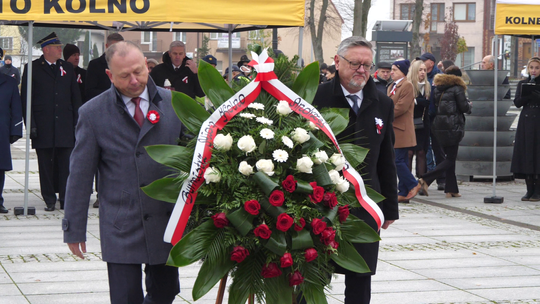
308 121 319 130
276 100 293 116
328 169 341 184
313 150 329 165
296 156 314 173
238 161 254 176
237 135 257 153
329 153 346 171
256 159 275 176
282 136 294 149
204 167 221 184
336 179 350 193
291 127 310 144
213 133 233 151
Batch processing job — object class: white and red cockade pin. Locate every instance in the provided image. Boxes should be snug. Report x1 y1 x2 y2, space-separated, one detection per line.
147 110 160 124
182 76 188 83
60 66 66 76
77 74 82 83
375 117 383 134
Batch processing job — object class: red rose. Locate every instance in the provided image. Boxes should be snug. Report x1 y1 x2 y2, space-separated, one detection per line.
212 213 229 228
269 190 285 207
320 227 336 245
338 205 350 223
254 224 272 239
309 182 324 204
280 252 293 268
294 218 305 231
230 246 249 263
244 200 260 215
289 270 304 286
282 175 297 193
305 248 318 262
329 240 339 250
261 262 282 278
276 213 294 232
311 218 327 235
323 192 338 209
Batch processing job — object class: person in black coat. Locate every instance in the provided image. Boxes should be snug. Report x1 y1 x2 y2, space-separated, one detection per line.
372 61 392 94
150 41 204 99
0 58 23 213
0 54 21 85
85 33 124 101
63 44 87 103
20 33 82 211
312 36 398 304
511 57 540 201
419 66 471 198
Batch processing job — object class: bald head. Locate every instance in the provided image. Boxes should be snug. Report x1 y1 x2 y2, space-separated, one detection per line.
481 55 495 70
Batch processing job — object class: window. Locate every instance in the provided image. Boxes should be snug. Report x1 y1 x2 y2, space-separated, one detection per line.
455 47 475 68
173 32 186 43
141 32 154 44
0 37 13 50
454 3 476 21
430 3 445 32
400 3 415 20
210 33 238 40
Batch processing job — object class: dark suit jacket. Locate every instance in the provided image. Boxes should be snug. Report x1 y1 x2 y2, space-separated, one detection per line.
85 54 111 101
62 77 184 265
20 56 82 149
0 74 23 171
313 71 398 275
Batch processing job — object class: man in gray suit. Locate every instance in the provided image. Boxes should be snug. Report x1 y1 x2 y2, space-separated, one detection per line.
63 41 183 304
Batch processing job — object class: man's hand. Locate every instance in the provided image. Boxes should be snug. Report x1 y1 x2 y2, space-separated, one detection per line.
381 220 395 229
68 242 87 259
185 59 198 74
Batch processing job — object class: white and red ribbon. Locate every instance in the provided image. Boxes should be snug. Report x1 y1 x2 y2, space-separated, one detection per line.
164 49 384 245
77 74 82 84
60 66 66 77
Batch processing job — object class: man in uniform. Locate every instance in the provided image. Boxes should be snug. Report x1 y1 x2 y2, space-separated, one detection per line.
21 32 82 211
0 54 20 85
63 41 183 304
150 41 204 99
312 36 398 303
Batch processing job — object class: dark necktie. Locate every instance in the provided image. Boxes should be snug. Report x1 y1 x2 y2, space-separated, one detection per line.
131 97 144 127
50 63 56 71
347 94 360 115
174 67 179 72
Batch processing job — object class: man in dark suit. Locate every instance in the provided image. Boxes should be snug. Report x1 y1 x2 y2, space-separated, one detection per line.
0 48 23 214
312 36 398 303
85 32 124 208
63 41 183 304
21 32 82 211
63 44 87 103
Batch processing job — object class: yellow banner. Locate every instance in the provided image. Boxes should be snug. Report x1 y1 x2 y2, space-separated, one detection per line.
495 3 540 35
0 0 305 26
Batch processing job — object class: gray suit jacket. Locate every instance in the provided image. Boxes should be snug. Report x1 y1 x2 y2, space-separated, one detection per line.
62 78 183 265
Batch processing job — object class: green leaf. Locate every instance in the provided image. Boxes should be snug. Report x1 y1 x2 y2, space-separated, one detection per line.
253 171 279 196
145 145 193 172
260 198 287 218
322 205 338 224
330 240 371 273
295 179 313 193
301 132 324 154
198 60 234 108
193 258 235 300
264 230 287 256
366 187 386 203
266 276 293 304
167 220 216 267
340 143 368 169
171 91 210 134
320 108 349 136
141 178 180 203
291 61 320 104
227 208 254 236
291 229 314 250
312 164 333 187
340 215 381 243
303 284 328 304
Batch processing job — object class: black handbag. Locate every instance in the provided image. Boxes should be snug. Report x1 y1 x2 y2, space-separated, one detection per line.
413 117 424 129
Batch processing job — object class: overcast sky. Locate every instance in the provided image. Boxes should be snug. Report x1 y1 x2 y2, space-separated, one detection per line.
333 0 391 40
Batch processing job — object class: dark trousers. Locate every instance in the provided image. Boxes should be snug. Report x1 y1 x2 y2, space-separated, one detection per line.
344 274 371 304
395 148 418 196
430 133 447 185
0 170 4 206
107 263 180 304
421 144 459 193
35 148 72 206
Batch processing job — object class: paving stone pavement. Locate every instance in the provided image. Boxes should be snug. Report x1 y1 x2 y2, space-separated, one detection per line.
2 137 540 303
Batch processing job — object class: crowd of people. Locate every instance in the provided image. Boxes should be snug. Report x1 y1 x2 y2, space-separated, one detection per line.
1 31 539 304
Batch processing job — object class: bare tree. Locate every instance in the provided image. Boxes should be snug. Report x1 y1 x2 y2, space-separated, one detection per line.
352 0 363 36
360 0 371 37
307 0 329 63
410 0 424 60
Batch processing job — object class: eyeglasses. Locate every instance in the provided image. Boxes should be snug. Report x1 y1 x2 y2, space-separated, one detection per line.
339 55 373 71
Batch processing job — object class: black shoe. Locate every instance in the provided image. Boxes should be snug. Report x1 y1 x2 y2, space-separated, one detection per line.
60 200 65 210
44 204 55 212
0 206 8 213
93 199 99 208
437 183 445 191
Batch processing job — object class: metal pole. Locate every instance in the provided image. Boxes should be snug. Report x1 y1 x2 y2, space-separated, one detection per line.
24 21 34 215
272 28 278 50
493 35 498 197
297 27 303 67
228 25 233 85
